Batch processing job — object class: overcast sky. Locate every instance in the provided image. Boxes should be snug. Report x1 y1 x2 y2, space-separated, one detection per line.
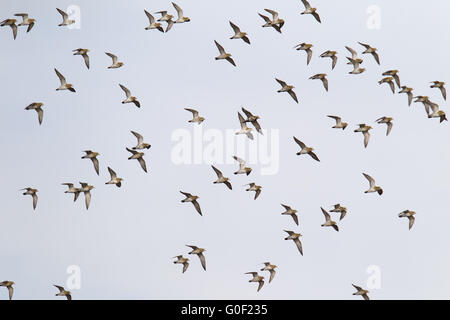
1 0 450 299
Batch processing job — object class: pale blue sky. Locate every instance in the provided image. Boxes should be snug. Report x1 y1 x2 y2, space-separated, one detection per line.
0 0 450 299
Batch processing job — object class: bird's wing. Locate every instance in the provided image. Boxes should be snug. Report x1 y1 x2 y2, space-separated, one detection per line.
294 239 303 255
54 68 66 85
301 0 312 9
57 8 68 20
126 147 137 155
184 108 199 117
264 8 278 20
386 122 393 136
312 12 321 23
292 213 299 226
85 191 91 209
105 52 118 64
363 131 370 148
131 131 144 145
182 262 189 273
241 107 253 119
92 157 99 175
192 200 202 216
258 13 271 23
54 285 65 292
408 216 415 230
257 280 264 292
358 41 371 49
293 136 306 149
37 108 43 125
172 2 183 18
14 13 29 20
82 53 90 69
233 155 245 165
363 173 375 188
119 84 131 97
268 270 276 283
254 188 261 200
32 193 38 209
198 253 207 271
138 157 147 173
321 207 331 221
8 286 13 300
441 86 447 100
275 78 287 87
372 52 380 65
226 57 236 67
252 120 262 134
211 165 223 178
224 181 232 190
288 89 299 103
345 46 357 59
352 284 363 291
214 40 225 55
238 112 247 128
108 167 117 179
306 49 313 65
26 22 34 32
308 151 320 162
327 115 341 124
322 77 328 91
180 191 191 197
229 21 240 34
144 10 155 24
331 55 338 69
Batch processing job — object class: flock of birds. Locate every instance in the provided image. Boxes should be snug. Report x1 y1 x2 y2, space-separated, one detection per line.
1 0 447 300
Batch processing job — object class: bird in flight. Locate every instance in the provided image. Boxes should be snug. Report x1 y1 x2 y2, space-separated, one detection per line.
320 207 339 232
79 182 94 210
236 112 254 140
21 187 38 210
180 191 202 216
245 183 262 200
73 48 90 69
358 42 380 65
382 70 401 88
105 52 124 69
54 285 72 300
320 50 338 70
211 165 232 190
62 183 80 202
300 0 321 23
260 262 277 283
309 73 328 91
275 78 298 103
214 40 236 66
354 124 372 148
352 284 370 300
55 68 76 92
284 230 303 256
126 148 147 173
15 13 36 33
293 136 320 161
327 115 348 130
375 117 393 136
330 204 347 221
430 81 446 100
82 150 100 175
245 272 265 292
229 21 250 44
294 43 313 65
281 204 299 226
119 84 140 108
398 210 416 230
0 281 15 300
56 8 75 26
25 102 44 125
185 108 205 124
362 173 383 195
144 10 164 32
130 131 151 150
0 19 18 39
186 245 206 271
173 255 189 273
233 156 252 176
105 167 123 187
172 2 190 24
241 107 262 134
